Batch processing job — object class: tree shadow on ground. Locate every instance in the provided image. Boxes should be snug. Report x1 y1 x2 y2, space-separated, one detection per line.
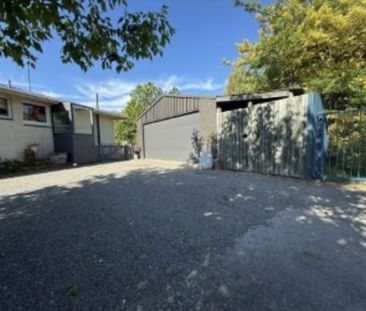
0 167 365 311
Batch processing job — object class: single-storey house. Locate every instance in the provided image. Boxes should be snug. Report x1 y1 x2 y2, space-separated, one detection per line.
0 84 123 164
137 89 325 179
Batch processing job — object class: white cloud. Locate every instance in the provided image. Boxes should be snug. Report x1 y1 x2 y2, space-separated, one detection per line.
0 79 46 90
76 80 137 111
179 77 224 91
2 74 224 111
37 90 83 101
76 75 224 111
154 75 224 92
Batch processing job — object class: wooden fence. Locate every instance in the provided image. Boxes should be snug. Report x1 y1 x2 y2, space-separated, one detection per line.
217 95 309 178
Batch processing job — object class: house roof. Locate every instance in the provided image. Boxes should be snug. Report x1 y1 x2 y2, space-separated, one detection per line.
0 84 60 104
0 84 123 119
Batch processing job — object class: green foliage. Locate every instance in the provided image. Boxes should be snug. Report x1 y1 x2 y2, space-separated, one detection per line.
66 284 80 298
191 129 203 160
115 82 179 144
227 0 366 109
0 1 174 72
168 86 180 95
0 159 51 174
206 133 218 158
325 111 366 178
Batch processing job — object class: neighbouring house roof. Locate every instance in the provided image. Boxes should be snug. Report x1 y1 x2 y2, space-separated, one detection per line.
94 108 124 119
0 84 123 119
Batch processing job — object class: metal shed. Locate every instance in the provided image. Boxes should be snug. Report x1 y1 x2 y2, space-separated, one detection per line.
217 91 325 178
136 95 216 161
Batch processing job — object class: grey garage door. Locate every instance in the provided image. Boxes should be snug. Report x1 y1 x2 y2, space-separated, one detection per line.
144 113 199 161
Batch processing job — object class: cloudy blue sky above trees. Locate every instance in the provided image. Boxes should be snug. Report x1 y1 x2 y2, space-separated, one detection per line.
0 0 261 110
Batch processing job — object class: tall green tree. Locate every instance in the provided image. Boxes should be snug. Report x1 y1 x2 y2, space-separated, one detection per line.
0 1 174 72
115 82 179 144
227 0 366 109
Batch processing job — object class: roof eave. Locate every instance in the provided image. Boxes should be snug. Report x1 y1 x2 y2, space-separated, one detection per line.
0 85 60 104
94 109 124 120
216 88 304 103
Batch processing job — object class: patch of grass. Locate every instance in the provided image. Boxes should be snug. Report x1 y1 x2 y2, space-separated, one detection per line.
66 284 80 298
0 160 24 173
0 159 65 175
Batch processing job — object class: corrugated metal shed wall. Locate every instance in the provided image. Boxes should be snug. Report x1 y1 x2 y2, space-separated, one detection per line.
217 94 310 178
139 96 200 124
144 113 200 161
137 96 216 158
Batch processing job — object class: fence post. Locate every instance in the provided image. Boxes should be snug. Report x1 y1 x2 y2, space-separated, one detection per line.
315 113 325 179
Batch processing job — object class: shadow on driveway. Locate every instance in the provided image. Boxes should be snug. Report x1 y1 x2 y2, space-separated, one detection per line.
0 167 365 310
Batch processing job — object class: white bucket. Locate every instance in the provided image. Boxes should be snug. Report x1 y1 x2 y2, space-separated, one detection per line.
199 151 213 169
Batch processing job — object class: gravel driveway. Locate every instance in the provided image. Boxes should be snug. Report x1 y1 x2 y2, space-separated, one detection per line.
0 160 365 311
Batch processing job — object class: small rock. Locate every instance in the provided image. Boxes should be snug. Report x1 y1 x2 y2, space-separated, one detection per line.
137 280 148 289
218 284 230 297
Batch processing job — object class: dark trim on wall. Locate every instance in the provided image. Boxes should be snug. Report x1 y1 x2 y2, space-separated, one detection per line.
142 122 146 158
96 114 101 146
72 132 93 136
24 123 52 128
71 103 75 134
0 117 13 121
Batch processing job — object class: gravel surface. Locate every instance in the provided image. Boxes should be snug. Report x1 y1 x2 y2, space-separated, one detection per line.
0 160 365 311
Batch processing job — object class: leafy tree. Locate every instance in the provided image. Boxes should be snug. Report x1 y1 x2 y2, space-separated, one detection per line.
115 82 179 144
0 1 174 72
168 86 180 95
228 0 366 109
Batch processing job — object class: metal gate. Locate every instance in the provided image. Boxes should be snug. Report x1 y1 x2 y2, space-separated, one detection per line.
217 95 308 178
320 109 366 181
97 144 133 162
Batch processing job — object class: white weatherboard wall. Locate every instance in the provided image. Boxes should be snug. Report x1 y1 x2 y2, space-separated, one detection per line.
99 115 115 144
0 95 54 161
93 115 116 146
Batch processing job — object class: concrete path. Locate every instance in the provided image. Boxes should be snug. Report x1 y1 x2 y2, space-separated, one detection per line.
0 160 365 310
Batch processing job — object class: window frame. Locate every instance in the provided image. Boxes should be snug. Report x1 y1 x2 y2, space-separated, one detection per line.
22 102 50 126
72 104 93 135
0 96 12 119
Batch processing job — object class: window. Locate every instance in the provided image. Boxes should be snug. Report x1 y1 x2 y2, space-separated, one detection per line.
0 97 11 118
23 103 47 123
53 110 72 134
73 106 92 134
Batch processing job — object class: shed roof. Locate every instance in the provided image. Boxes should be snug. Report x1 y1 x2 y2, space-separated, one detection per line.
216 88 304 103
137 94 215 121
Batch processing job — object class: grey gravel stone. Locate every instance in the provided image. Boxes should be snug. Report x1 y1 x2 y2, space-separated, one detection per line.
0 160 365 310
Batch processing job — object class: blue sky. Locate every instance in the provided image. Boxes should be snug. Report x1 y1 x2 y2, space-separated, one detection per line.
0 0 262 111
